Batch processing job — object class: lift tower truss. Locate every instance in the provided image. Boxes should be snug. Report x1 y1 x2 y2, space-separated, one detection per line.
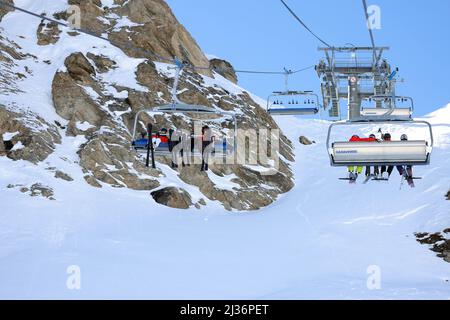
316 46 393 120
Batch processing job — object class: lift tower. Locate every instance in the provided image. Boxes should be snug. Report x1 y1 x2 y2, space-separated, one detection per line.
315 46 394 120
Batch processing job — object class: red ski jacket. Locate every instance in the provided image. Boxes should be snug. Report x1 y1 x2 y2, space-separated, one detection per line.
349 136 377 142
152 134 169 143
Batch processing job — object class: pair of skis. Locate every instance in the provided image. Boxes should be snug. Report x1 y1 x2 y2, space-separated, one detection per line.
340 174 421 186
339 174 381 184
399 173 421 189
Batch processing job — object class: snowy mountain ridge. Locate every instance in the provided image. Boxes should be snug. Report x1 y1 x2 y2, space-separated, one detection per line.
0 0 295 211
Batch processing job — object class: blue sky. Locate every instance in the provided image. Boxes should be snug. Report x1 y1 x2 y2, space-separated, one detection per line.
166 0 450 116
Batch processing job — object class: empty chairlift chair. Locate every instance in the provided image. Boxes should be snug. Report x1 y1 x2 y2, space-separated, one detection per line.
360 95 414 120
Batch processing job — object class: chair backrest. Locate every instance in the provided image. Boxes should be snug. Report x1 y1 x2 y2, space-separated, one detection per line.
268 107 318 116
331 140 429 166
360 107 412 118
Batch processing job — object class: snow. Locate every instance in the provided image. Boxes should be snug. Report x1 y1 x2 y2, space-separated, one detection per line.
206 171 240 192
1 131 19 141
76 122 95 131
81 86 100 101
111 16 144 32
205 54 221 60
101 0 118 8
10 141 24 151
0 103 448 299
425 103 450 124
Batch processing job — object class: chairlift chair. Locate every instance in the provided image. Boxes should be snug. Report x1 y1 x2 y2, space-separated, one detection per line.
326 119 434 167
130 59 238 168
267 90 320 116
360 95 414 120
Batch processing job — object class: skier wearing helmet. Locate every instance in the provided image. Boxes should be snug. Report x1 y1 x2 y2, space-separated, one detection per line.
365 133 379 177
347 134 378 181
380 132 394 179
396 134 415 187
347 135 363 180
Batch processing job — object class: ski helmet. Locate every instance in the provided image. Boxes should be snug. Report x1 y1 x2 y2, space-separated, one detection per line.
401 134 408 141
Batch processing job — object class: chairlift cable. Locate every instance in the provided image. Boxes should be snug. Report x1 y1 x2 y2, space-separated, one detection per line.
279 0 333 48
0 0 175 63
0 2 316 80
361 0 377 57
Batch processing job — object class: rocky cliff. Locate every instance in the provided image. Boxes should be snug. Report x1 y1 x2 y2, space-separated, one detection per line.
0 0 294 210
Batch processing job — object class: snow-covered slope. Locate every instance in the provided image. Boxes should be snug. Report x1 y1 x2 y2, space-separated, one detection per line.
0 103 449 299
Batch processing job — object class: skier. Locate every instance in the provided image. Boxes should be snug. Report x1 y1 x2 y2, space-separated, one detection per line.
396 134 415 187
201 125 215 172
134 128 169 149
347 135 363 181
364 134 379 177
380 132 394 179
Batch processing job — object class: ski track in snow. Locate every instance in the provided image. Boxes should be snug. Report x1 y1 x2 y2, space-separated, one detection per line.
0 2 449 299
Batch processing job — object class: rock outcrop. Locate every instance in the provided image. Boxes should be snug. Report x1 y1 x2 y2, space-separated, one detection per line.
151 187 193 209
299 136 314 145
37 21 61 46
416 230 450 263
109 0 211 74
52 52 107 135
0 0 296 211
0 108 61 163
210 58 238 84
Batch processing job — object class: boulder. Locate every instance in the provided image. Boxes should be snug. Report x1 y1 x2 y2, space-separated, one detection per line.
151 187 193 209
55 170 74 182
64 52 96 83
299 136 314 145
210 58 238 84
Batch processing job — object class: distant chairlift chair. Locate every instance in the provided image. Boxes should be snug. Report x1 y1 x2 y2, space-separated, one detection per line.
267 90 320 116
